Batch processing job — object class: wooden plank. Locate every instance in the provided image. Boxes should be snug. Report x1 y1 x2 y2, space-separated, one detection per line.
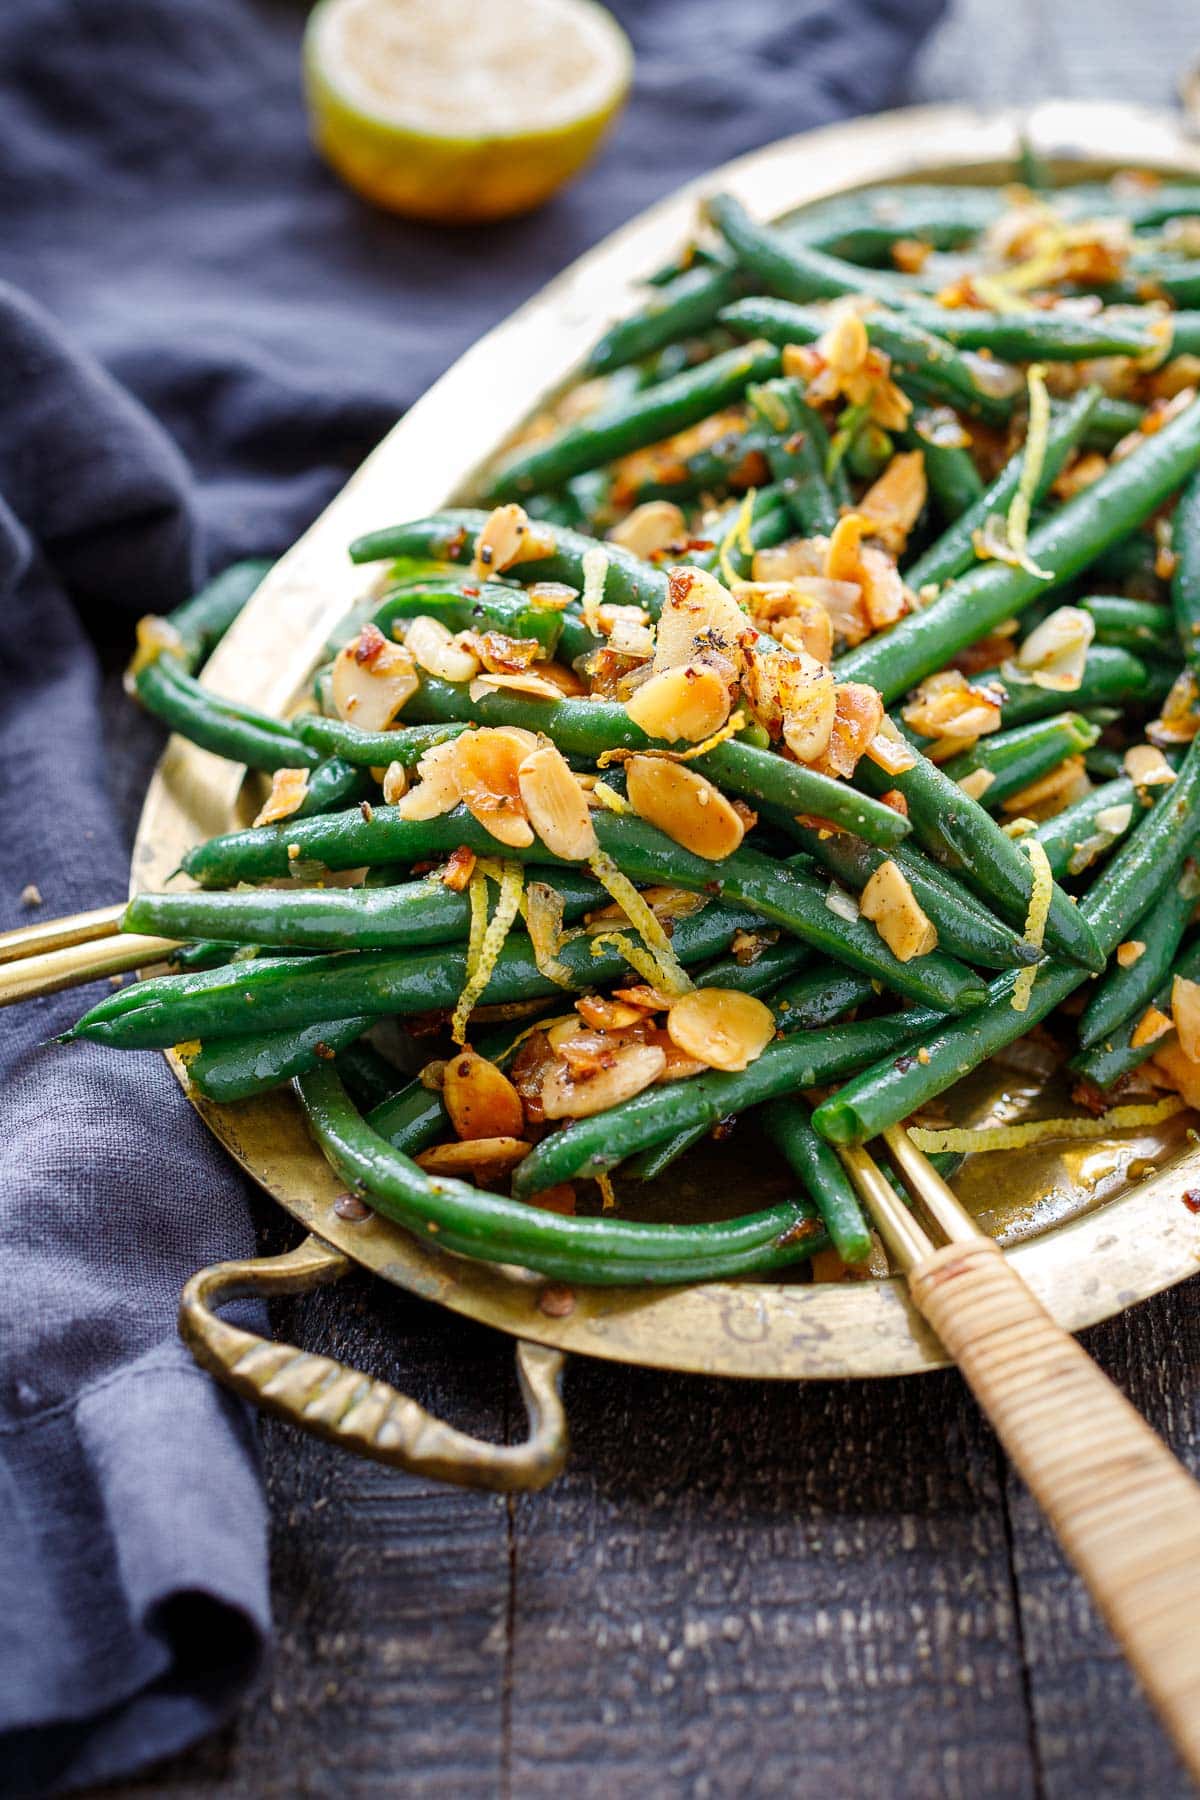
506 1358 1036 1799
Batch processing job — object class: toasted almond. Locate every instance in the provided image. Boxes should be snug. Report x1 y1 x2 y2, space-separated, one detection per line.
612 984 675 1012
810 683 885 780
1117 940 1146 968
822 308 870 375
397 736 462 821
529 1182 577 1216
1000 755 1090 820
902 669 1003 741
253 767 310 827
406 614 480 683
1123 743 1177 786
625 662 732 743
665 987 775 1072
856 544 911 631
381 760 410 804
1149 669 1200 747
532 660 588 698
441 845 477 891
540 1041 667 1118
625 755 745 860
1132 1005 1174 1050
778 653 837 763
1172 976 1200 1063
584 886 707 930
451 728 534 848
862 718 917 775
575 994 645 1031
653 566 749 673
607 500 687 559
468 670 565 703
516 743 597 861
733 581 834 663
957 767 996 802
332 628 418 731
471 503 553 577
856 451 927 556
416 1136 530 1176
825 514 870 583
859 859 938 961
1010 606 1094 691
442 1050 526 1141
750 539 827 584
1150 1039 1200 1107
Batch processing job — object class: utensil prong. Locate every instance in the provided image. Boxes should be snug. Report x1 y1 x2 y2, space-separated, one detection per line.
882 1124 984 1245
0 902 125 967
836 1144 932 1271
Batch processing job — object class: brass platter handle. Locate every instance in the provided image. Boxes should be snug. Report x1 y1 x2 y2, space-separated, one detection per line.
179 1234 569 1492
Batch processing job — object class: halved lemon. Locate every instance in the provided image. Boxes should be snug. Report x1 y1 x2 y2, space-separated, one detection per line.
303 0 633 225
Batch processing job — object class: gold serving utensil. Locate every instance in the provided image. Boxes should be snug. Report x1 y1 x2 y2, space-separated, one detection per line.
840 1125 1200 1782
0 905 178 1005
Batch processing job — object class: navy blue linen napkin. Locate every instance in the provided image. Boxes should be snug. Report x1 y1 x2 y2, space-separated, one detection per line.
0 0 945 1789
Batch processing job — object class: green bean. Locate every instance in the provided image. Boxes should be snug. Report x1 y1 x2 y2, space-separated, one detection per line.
937 713 1099 808
904 408 983 522
897 305 1157 361
123 868 604 953
707 192 915 308
1078 865 1198 1051
585 260 746 376
298 1066 829 1286
398 677 911 845
691 936 812 997
622 1124 711 1183
836 393 1200 703
480 342 782 502
510 1013 941 1196
1171 469 1200 667
814 736 1200 1143
1116 261 1200 308
133 657 320 772
760 1098 873 1263
768 808 1038 970
1167 314 1200 358
685 485 793 577
720 295 1022 427
748 379 844 535
293 756 372 818
900 389 1099 594
349 510 670 615
335 1039 405 1112
1079 594 1176 653
1084 397 1145 452
1072 938 1200 1091
788 185 1001 262
293 717 468 769
366 1076 450 1152
70 895 762 1052
768 966 878 1032
855 742 1104 971
186 1015 372 1102
373 580 566 656
1032 776 1145 880
165 559 274 672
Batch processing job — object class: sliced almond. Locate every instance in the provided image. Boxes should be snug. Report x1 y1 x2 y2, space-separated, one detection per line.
381 760 410 804
1132 1005 1174 1050
625 662 732 743
778 653 837 763
653 565 749 673
810 683 885 780
1117 940 1146 969
1123 743 1177 787
517 743 597 861
1149 670 1200 747
859 859 938 961
665 986 775 1072
1172 976 1200 1063
332 626 418 731
406 614 480 684
856 451 927 556
857 544 911 631
625 755 745 860
750 539 827 584
468 670 565 703
825 514 870 583
999 755 1090 820
733 580 834 663
957 767 996 802
471 503 553 578
1150 1039 1200 1107
902 669 1003 741
396 737 462 821
441 845 476 891
574 994 646 1031
607 500 686 559
451 728 533 848
442 1050 526 1141
612 984 675 1012
540 1041 667 1118
416 1136 530 1176
253 767 310 827
1009 606 1094 691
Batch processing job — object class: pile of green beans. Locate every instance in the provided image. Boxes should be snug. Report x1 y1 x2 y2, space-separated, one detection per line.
58 168 1200 1293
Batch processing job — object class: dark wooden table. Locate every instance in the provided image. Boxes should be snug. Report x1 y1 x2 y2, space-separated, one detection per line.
99 11 1200 1795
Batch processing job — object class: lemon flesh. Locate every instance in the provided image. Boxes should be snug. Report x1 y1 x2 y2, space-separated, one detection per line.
304 0 633 225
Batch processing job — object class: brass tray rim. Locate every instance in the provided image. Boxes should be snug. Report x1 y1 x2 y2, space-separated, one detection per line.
136 98 1200 1380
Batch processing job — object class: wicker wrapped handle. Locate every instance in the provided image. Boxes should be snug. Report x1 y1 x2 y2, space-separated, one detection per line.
180 1234 569 1493
911 1236 1200 1776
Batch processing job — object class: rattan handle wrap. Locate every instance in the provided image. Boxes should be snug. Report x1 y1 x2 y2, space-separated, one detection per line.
181 1234 568 1493
910 1236 1200 1779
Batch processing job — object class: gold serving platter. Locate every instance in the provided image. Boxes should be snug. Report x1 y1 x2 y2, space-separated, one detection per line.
141 100 1200 1385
